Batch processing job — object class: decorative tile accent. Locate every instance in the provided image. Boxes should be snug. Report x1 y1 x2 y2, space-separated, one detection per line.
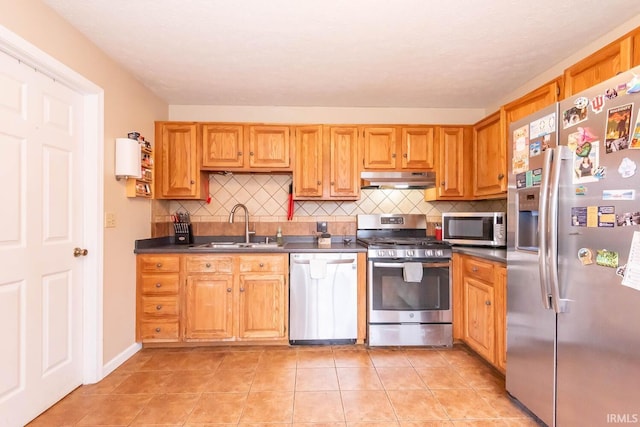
160 174 506 224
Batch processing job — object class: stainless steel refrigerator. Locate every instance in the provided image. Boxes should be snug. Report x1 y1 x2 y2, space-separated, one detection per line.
507 67 640 426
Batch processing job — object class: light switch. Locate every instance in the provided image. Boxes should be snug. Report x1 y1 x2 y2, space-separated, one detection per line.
105 212 116 228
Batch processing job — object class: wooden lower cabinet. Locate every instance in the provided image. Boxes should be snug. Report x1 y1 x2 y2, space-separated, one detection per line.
452 253 506 373
137 253 288 345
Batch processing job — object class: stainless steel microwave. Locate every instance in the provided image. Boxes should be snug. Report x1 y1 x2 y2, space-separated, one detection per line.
441 212 506 247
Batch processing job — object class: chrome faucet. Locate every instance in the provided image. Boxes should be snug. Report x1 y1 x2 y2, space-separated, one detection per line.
229 203 254 244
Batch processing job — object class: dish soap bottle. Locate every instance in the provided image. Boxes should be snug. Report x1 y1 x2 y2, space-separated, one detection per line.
276 227 284 246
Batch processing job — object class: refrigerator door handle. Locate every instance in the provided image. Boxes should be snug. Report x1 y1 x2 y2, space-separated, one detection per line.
537 148 553 309
548 145 568 314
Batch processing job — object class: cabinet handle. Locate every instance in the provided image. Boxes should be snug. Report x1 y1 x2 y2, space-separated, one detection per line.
403 153 408 158
155 283 162 288
317 181 321 185
155 327 161 332
156 305 162 310
391 153 396 158
259 263 264 267
249 151 254 156
441 181 446 186
190 180 195 184
227 288 232 292
472 266 478 272
156 263 162 268
485 300 492 306
205 263 211 268
330 181 335 185
240 288 245 292
237 151 242 157
498 173 505 180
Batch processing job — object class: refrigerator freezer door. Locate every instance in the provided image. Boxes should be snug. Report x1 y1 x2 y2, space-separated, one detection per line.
506 104 559 427
555 68 640 426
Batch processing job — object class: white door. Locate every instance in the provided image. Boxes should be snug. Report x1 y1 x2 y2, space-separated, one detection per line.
0 50 85 426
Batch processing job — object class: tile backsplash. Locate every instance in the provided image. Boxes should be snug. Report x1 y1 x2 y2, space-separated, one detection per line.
152 174 506 236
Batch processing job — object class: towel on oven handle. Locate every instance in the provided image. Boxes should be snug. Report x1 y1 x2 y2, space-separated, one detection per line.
403 262 423 282
309 259 327 279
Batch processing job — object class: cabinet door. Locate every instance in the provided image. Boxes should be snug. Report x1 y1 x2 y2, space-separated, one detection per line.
501 80 561 127
473 112 506 198
495 266 507 373
463 276 495 364
238 274 286 339
248 125 290 169
362 127 397 169
401 127 435 170
329 126 360 198
434 126 468 199
564 35 633 97
294 126 323 197
185 275 234 340
156 122 208 199
201 124 244 169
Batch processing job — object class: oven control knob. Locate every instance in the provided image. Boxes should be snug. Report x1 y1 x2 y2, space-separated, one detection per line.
377 250 385 257
436 249 444 257
406 249 414 257
389 250 396 257
425 249 434 257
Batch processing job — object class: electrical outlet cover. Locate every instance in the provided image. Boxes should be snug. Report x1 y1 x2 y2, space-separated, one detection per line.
317 221 328 232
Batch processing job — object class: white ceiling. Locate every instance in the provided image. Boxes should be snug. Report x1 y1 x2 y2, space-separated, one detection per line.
43 0 640 109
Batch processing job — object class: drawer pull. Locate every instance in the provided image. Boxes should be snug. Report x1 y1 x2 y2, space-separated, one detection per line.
156 263 162 268
472 266 478 272
156 305 163 310
227 288 232 292
155 327 161 332
259 263 264 267
205 263 211 268
155 283 162 288
485 300 491 306
240 287 245 292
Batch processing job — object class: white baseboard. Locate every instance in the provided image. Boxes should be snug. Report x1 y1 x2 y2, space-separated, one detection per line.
101 342 143 378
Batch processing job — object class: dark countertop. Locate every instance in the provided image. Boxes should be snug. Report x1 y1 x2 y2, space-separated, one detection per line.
452 246 507 263
134 236 367 254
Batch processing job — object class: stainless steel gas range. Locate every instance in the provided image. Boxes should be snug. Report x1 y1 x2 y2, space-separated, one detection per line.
357 214 452 347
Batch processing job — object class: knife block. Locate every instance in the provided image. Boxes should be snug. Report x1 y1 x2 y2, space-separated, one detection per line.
174 223 193 245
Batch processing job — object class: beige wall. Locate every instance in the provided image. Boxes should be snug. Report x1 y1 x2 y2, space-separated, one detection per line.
169 105 486 124
0 0 168 364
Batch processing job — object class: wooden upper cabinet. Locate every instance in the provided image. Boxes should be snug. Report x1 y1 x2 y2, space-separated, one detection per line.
329 126 360 198
426 126 470 201
201 124 245 169
293 126 323 198
247 125 291 169
564 34 633 97
501 79 561 127
362 127 397 169
155 122 209 200
473 112 506 198
633 28 640 67
401 127 435 170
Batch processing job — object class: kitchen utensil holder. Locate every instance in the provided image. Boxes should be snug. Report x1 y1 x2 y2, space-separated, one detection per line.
174 223 193 245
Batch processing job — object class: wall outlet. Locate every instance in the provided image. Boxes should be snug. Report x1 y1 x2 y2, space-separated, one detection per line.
104 212 116 228
316 221 328 233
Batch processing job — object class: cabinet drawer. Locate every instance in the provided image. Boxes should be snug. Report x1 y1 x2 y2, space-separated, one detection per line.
141 296 179 317
139 321 179 340
186 255 234 273
462 257 495 283
239 255 285 273
140 274 179 294
139 255 180 273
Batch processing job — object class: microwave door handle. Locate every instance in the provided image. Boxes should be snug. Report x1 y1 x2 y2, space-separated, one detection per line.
537 148 553 310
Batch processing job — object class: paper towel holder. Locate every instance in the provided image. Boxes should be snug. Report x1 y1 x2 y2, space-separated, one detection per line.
115 137 142 181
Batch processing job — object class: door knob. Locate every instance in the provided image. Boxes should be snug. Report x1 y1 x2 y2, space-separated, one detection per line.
73 247 88 257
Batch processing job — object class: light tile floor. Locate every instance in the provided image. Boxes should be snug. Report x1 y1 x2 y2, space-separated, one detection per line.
28 344 541 426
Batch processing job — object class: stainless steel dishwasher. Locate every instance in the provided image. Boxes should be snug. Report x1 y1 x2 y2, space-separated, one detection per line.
289 253 358 344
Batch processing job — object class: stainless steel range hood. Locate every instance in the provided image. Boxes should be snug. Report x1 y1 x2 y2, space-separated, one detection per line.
360 171 436 189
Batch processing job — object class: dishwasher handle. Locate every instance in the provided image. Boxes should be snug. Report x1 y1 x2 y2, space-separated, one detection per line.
292 258 355 265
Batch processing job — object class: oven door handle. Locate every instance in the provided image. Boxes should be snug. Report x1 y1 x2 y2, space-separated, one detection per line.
372 262 450 268
293 259 355 265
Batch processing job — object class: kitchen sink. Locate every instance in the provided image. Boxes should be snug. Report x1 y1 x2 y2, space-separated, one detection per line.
189 242 283 250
